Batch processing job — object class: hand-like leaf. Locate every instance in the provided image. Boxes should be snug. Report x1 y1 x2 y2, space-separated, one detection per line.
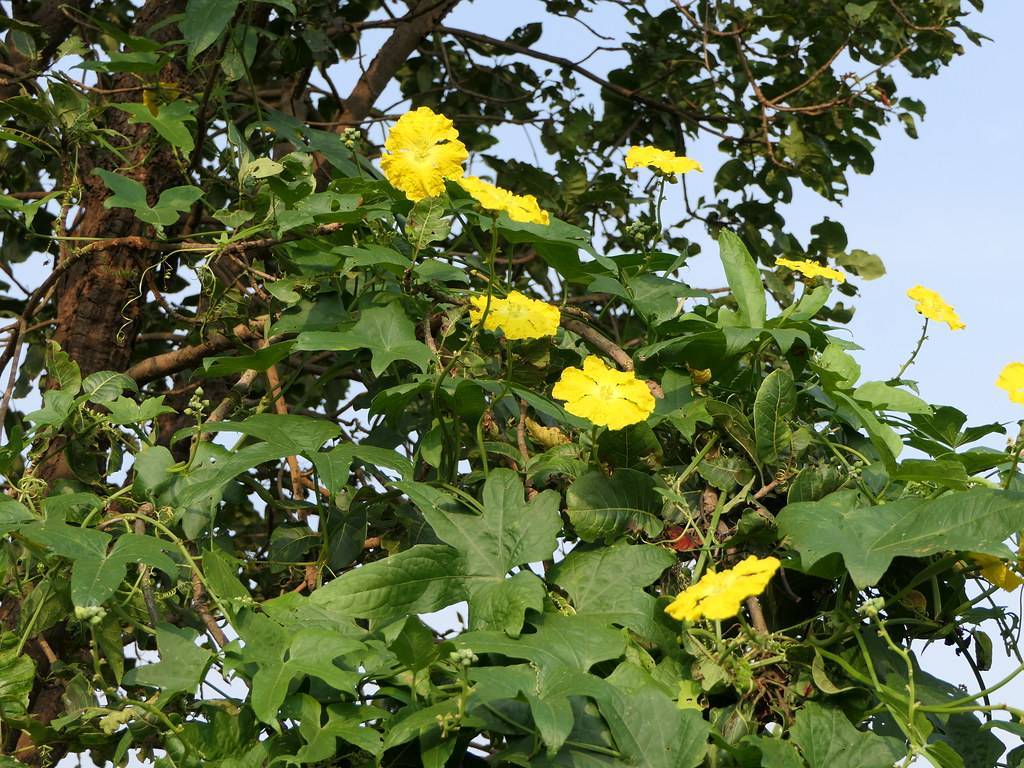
778 488 1024 587
790 701 905 768
295 303 431 376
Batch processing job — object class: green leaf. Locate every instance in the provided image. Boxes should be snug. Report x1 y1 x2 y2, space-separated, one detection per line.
814 343 861 389
122 624 212 695
0 498 35 534
718 230 765 329
778 488 1024 587
598 686 710 768
550 541 675 643
413 469 560 577
94 169 202 228
200 341 297 377
22 521 178 606
853 381 932 415
80 370 137 403
698 455 755 491
399 470 560 633
104 394 176 424
407 197 451 250
458 613 626 678
786 284 831 322
116 101 197 151
312 443 414 493
0 641 35 719
833 391 903 466
565 469 665 543
310 544 466 620
181 0 239 60
836 249 885 279
740 735 805 768
754 369 797 465
705 400 759 466
845 1 879 25
295 304 431 376
790 701 905 768
46 340 81 392
203 412 340 454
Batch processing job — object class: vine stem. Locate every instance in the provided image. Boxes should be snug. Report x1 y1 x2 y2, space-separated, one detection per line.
892 318 929 382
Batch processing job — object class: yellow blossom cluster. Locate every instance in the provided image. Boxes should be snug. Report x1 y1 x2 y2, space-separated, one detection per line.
458 176 549 225
379 107 468 202
468 291 561 340
971 548 1024 592
379 107 549 224
776 257 846 283
665 555 780 622
625 145 703 175
906 285 965 331
552 356 656 431
996 362 1024 405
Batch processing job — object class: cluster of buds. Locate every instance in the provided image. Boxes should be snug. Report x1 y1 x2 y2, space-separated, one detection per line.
183 386 205 419
857 596 885 618
623 219 658 243
448 647 478 667
434 711 461 738
342 127 362 150
74 604 108 625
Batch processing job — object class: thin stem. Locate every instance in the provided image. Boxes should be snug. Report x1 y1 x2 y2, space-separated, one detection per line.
893 319 929 382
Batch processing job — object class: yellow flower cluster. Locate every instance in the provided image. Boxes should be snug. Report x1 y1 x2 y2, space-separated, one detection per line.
379 108 550 224
458 176 549 225
996 362 1024 405
379 108 468 202
552 356 655 431
625 145 703 175
906 285 965 331
469 291 561 340
776 257 846 283
665 555 780 622
971 549 1024 592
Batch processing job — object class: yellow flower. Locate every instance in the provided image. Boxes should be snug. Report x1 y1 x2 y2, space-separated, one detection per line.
996 362 1024 405
468 291 561 340
906 285 965 330
625 145 703 175
458 176 549 225
380 107 468 201
552 356 655 430
776 257 846 283
971 552 1024 592
665 556 781 622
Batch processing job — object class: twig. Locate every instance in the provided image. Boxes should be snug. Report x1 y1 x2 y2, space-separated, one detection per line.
745 596 770 633
126 321 262 384
191 570 228 648
134 517 162 627
264 363 304 502
0 318 26 438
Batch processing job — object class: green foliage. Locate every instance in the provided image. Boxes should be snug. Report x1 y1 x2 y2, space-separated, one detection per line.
0 1 1016 766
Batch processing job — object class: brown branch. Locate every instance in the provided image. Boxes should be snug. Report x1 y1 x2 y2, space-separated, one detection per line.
438 26 737 142
125 322 262 384
745 596 770 633
205 368 261 428
264 363 304 502
191 570 228 648
340 0 462 124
